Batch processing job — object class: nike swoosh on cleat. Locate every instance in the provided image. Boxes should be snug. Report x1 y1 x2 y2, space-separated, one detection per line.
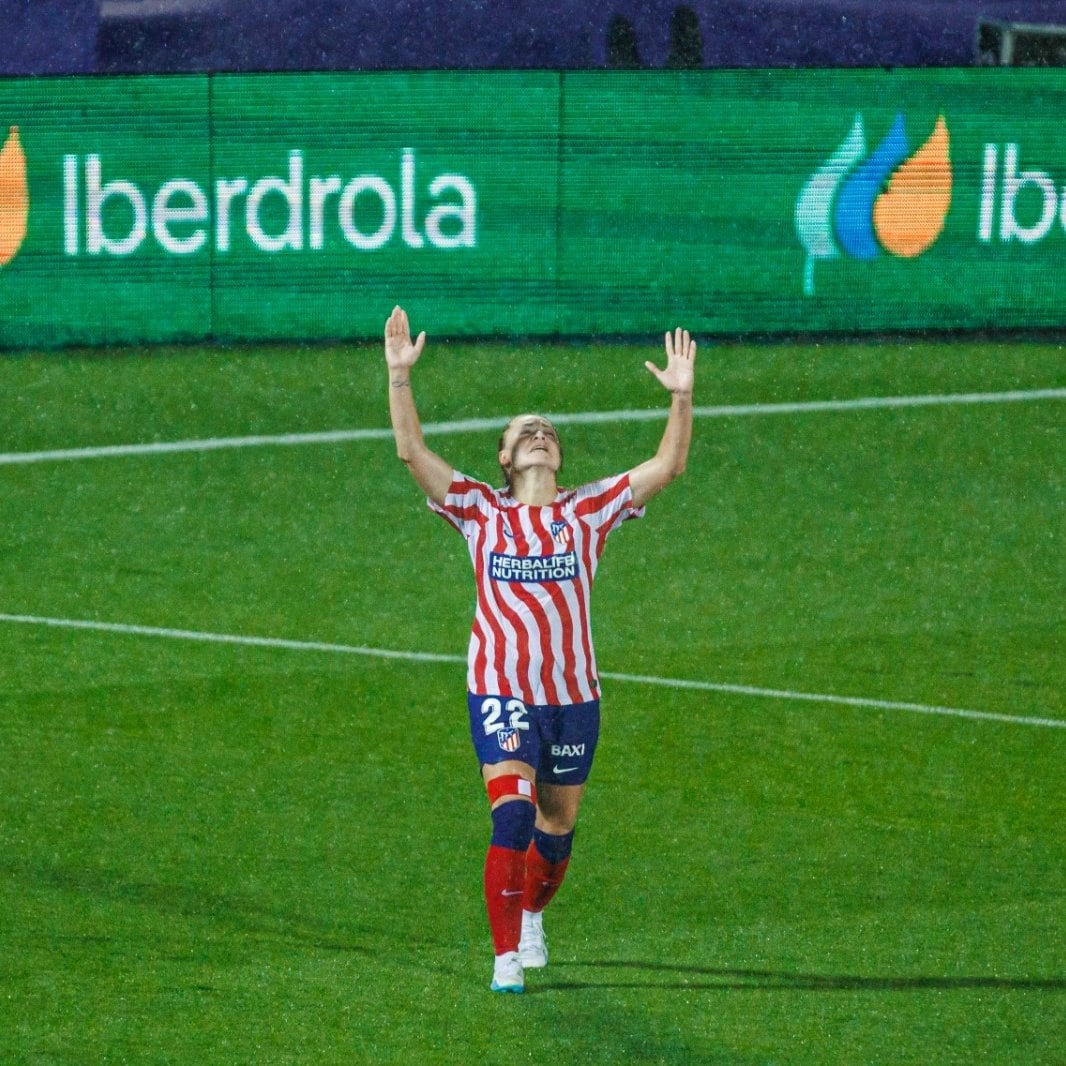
552 765 580 774
501 889 524 896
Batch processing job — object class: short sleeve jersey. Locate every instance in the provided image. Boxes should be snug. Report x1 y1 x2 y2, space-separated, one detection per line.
429 471 644 706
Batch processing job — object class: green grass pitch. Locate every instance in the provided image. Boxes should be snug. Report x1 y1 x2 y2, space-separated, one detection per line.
1 333 1063 1063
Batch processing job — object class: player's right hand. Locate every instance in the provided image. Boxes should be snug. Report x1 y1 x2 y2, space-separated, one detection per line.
384 305 427 370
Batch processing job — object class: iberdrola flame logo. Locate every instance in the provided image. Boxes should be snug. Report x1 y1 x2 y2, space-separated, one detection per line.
795 113 952 296
0 125 29 268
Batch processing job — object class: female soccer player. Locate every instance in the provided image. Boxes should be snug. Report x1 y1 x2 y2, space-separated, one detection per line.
384 305 695 993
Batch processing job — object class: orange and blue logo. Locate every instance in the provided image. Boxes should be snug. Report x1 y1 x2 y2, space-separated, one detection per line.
0 125 28 269
795 113 952 295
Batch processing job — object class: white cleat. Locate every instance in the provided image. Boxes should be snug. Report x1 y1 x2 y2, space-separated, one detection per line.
489 950 524 994
518 910 548 969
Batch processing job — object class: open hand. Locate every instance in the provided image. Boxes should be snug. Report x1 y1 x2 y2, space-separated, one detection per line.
645 327 696 395
384 305 426 371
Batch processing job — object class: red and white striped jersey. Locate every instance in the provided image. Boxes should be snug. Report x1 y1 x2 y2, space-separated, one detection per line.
429 471 644 706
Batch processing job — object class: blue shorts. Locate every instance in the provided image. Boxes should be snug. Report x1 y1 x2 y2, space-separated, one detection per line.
467 693 600 786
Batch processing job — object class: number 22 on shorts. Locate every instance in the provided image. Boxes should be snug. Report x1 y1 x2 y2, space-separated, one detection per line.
480 697 529 736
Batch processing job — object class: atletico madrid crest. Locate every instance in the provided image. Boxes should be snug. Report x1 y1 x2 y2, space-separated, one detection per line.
550 521 572 548
497 728 521 753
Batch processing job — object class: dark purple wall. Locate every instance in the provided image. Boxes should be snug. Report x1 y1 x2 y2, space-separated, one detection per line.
588 1 1066 68
2 0 98 75
3 0 1066 75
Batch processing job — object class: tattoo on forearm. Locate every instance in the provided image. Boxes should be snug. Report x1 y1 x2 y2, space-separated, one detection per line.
391 378 411 389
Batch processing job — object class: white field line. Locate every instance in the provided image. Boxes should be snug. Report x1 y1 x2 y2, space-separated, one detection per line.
1 612 1062 731
2 388 1064 466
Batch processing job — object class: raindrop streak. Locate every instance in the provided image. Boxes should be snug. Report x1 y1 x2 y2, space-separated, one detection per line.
873 115 952 258
0 125 28 266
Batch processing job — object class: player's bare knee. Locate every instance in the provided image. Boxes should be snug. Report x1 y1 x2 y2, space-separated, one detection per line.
535 782 582 834
535 811 577 835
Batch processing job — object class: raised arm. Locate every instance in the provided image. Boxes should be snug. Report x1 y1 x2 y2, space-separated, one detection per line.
628 327 696 509
384 305 454 505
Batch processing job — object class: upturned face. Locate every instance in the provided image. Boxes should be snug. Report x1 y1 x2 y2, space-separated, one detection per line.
498 414 562 482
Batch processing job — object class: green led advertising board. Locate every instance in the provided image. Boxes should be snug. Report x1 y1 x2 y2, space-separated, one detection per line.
0 76 209 346
558 70 1066 334
209 73 560 340
2 69 1065 346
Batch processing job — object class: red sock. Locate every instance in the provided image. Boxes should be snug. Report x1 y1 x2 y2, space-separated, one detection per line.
484 844 526 954
523 842 571 913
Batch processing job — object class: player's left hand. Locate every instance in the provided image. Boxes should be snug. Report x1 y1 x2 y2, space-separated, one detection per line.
645 327 696 395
